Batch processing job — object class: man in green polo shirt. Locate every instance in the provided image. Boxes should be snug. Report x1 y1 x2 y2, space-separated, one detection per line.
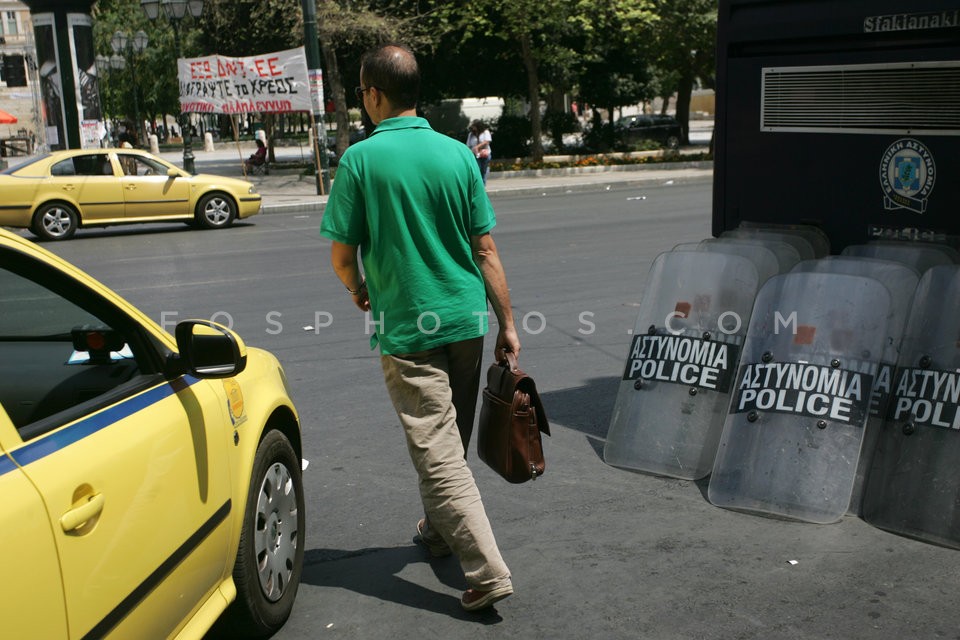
320 44 519 612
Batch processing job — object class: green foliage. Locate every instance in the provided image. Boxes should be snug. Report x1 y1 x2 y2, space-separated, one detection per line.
419 100 471 139
542 110 579 152
200 0 303 56
88 0 717 158
93 0 220 121
491 114 531 159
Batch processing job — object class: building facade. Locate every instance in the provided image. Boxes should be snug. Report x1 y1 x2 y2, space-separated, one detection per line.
0 1 41 154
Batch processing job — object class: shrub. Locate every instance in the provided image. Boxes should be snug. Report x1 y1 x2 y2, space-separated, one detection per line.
491 115 531 158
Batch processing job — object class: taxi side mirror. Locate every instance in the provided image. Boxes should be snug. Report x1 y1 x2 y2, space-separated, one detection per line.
173 320 247 378
167 167 180 178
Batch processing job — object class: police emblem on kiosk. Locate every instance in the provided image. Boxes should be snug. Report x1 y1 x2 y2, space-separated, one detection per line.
879 138 936 213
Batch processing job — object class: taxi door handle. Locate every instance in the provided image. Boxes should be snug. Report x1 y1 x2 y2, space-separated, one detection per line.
125 185 137 190
61 184 76 191
60 493 105 532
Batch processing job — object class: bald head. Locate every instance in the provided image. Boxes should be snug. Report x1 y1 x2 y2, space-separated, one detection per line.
360 44 420 110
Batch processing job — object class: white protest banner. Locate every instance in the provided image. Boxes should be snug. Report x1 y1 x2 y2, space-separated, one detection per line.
179 47 311 114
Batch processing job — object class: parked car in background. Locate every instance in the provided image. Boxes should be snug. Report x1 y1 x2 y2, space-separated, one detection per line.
0 228 304 638
0 149 261 240
616 114 682 149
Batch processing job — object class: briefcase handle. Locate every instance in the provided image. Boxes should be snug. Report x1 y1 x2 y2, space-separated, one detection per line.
500 351 520 373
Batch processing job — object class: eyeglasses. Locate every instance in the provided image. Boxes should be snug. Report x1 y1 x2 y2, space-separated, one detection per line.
354 85 379 100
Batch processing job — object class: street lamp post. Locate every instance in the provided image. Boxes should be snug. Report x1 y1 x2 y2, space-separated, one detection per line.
95 53 128 143
141 0 204 174
110 29 149 147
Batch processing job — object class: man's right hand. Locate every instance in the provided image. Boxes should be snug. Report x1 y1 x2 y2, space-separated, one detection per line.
495 325 521 367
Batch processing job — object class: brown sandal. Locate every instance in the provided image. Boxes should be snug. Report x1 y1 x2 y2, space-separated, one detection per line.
414 518 452 558
461 584 513 611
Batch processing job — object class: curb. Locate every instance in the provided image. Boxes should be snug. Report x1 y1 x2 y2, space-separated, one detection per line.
261 201 326 215
257 160 715 214
491 159 713 179
486 170 714 200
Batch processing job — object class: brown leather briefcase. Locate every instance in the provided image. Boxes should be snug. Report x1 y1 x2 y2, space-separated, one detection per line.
477 353 550 483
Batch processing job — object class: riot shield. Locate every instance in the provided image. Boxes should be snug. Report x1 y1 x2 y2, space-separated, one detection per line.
841 243 953 274
710 237 801 274
698 239 779 283
792 257 920 514
708 272 891 523
867 240 960 264
722 228 816 261
738 222 831 258
605 251 760 479
862 265 960 548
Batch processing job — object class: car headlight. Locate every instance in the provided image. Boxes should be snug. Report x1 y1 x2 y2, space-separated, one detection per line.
248 186 256 194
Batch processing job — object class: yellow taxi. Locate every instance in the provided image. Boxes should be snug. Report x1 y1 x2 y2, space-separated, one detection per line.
0 228 304 638
0 149 262 240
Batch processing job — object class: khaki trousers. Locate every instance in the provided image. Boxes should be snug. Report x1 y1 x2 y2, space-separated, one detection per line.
381 337 512 591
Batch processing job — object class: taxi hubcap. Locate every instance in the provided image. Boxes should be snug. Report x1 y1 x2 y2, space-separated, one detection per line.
43 208 72 236
204 198 230 224
255 462 298 602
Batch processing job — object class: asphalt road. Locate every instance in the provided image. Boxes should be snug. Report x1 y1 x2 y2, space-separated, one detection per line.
41 179 960 640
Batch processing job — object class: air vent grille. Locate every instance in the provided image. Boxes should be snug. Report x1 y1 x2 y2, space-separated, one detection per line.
761 62 960 135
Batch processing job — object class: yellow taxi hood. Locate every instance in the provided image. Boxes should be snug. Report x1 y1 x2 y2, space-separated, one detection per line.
0 228 178 350
192 173 259 194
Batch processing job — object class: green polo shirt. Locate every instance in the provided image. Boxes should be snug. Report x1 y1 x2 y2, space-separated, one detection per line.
320 116 496 355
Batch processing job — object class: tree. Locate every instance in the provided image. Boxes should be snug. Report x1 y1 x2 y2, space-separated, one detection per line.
574 0 658 119
458 0 583 161
649 0 717 144
444 0 656 160
92 0 245 140
315 0 402 156
199 0 304 148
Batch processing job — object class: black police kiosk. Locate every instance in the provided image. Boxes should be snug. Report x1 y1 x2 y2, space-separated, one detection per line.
712 0 960 252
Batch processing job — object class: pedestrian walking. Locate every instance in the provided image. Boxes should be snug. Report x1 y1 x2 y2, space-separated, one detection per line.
467 120 493 185
320 44 519 612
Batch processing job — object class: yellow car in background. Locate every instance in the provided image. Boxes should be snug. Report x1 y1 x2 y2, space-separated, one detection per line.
0 228 304 639
0 149 261 240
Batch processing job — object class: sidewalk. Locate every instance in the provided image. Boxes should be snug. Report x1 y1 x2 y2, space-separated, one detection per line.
253 162 714 215
158 144 714 215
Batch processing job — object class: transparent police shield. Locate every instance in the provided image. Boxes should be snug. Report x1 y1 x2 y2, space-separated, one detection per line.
862 265 960 548
698 239 780 283
865 240 960 264
842 243 954 274
670 241 778 284
791 257 920 514
708 272 891 523
712 236 802 273
737 222 831 258
721 228 816 261
604 250 760 480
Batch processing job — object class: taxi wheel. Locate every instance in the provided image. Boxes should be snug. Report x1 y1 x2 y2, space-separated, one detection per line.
32 202 79 241
225 430 304 638
196 192 237 229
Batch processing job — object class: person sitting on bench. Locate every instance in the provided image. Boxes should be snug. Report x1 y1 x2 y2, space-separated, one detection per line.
245 139 267 173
